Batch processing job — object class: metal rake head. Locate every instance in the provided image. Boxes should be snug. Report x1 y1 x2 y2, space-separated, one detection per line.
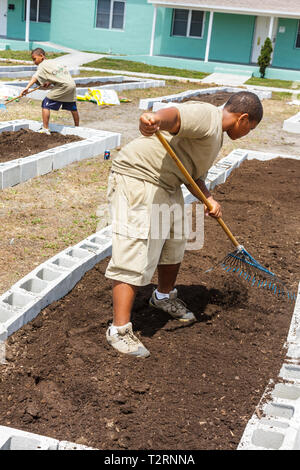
213 246 296 301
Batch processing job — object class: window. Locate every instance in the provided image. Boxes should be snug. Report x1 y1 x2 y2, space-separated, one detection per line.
296 21 300 48
172 9 204 38
96 0 125 30
24 0 52 23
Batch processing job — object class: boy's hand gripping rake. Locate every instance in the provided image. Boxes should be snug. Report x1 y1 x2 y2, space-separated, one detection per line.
0 86 42 111
155 131 295 301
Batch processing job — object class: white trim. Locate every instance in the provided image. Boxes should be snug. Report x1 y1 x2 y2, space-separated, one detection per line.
25 0 30 42
150 5 157 56
268 15 274 38
172 8 205 39
149 1 300 19
204 10 213 62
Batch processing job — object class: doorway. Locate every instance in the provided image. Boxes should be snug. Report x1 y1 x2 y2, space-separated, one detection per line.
251 16 277 64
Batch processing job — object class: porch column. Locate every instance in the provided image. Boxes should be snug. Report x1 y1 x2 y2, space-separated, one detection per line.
150 5 157 57
25 0 31 42
204 11 214 62
268 16 274 38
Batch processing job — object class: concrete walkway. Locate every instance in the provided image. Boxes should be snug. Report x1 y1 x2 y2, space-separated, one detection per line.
201 72 252 86
38 42 104 68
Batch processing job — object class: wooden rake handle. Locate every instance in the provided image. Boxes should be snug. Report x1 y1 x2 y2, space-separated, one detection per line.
5 85 42 104
155 130 240 248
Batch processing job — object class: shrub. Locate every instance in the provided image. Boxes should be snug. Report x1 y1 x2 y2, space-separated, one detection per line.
257 37 273 78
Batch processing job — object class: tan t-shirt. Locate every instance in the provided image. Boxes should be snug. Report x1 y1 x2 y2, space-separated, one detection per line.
112 102 224 193
34 59 76 102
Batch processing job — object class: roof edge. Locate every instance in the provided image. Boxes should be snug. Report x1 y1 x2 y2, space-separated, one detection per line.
148 1 300 18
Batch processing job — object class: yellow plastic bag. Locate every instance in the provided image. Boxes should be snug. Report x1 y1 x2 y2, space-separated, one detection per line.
88 88 120 106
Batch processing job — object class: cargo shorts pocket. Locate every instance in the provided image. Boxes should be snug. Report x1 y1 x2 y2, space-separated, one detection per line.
110 174 151 240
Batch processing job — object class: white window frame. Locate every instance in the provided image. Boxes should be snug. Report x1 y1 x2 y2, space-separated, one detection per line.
172 9 205 39
96 0 126 31
24 0 51 23
295 20 300 49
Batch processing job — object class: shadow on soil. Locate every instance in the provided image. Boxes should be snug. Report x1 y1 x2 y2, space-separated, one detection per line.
131 281 249 338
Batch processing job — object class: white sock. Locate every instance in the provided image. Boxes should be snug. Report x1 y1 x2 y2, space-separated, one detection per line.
155 289 170 300
109 322 131 335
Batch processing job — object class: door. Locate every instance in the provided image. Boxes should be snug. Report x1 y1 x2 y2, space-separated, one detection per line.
251 16 277 64
0 0 7 37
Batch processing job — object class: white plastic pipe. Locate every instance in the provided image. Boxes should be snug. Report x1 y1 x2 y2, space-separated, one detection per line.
268 16 274 38
205 11 214 63
150 5 157 57
25 0 30 42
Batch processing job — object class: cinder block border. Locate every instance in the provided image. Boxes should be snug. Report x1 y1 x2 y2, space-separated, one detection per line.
0 66 79 79
283 112 300 134
0 425 95 450
0 119 121 190
4 75 165 100
139 86 272 111
0 148 299 450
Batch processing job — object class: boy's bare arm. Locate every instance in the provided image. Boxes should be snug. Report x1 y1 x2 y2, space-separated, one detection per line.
185 178 222 218
139 107 181 136
21 76 39 96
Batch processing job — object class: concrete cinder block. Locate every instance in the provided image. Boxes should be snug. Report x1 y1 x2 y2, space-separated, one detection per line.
0 125 14 133
0 426 96 450
0 287 49 335
0 426 59 450
52 146 78 170
57 441 95 450
13 122 29 132
35 151 53 176
283 112 300 134
18 157 38 183
1 162 21 189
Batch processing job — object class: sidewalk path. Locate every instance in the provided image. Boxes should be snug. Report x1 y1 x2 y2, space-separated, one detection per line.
201 72 252 86
38 42 104 68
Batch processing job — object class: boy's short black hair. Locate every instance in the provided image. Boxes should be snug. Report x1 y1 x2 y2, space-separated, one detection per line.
31 48 46 57
224 91 263 123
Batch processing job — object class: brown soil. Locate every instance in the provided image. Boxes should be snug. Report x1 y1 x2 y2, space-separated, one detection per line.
77 80 138 88
0 129 82 163
163 91 234 106
0 157 299 450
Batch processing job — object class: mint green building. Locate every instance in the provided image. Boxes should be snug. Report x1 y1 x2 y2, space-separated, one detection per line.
0 0 300 78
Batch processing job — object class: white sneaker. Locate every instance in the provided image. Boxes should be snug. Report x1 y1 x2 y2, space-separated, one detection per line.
38 127 51 135
106 322 150 357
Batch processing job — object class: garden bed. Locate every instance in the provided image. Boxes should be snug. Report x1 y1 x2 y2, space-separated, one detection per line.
76 80 139 88
0 119 121 190
163 91 234 106
0 157 298 450
139 86 272 111
4 76 166 101
0 129 82 163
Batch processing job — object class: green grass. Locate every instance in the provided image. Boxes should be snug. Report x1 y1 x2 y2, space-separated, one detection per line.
82 57 209 79
0 61 30 66
0 50 66 61
245 76 296 89
272 91 293 101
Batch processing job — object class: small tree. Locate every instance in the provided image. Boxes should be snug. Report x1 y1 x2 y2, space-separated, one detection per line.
257 37 273 78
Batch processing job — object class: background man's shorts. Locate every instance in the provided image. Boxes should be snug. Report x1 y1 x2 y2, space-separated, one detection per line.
42 97 77 111
105 172 187 287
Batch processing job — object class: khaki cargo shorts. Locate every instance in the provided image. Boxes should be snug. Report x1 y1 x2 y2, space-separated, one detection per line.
105 172 187 286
